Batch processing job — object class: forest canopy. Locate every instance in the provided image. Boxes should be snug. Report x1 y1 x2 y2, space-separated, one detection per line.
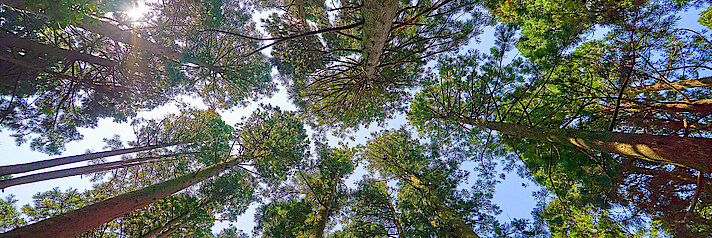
0 0 711 237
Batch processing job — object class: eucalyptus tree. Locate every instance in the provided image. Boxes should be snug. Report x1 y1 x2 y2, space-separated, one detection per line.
1 106 309 238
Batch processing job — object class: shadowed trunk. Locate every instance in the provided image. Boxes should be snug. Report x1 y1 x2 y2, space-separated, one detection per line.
0 143 182 177
1 155 243 238
629 77 712 93
462 119 712 172
0 31 117 67
0 155 175 189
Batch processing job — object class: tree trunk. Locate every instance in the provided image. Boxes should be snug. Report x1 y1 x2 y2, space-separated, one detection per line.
464 119 712 172
629 77 712 93
0 155 172 189
76 18 183 62
386 191 405 238
1 156 242 238
0 143 181 177
0 31 117 67
406 174 479 238
361 0 399 80
310 205 330 238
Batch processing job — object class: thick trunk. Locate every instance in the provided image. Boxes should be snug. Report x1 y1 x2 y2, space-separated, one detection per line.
361 0 399 80
607 99 712 114
465 119 712 172
0 143 180 177
629 77 712 93
406 175 479 238
310 205 329 238
76 18 183 62
1 156 242 238
0 1 181 62
0 31 117 67
0 155 170 189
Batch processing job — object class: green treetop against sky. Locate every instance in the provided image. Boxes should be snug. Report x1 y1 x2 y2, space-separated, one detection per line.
0 0 711 237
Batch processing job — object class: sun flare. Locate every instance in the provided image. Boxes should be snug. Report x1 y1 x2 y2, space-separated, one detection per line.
125 3 150 20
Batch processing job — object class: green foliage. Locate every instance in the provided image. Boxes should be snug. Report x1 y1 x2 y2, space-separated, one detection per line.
0 195 25 232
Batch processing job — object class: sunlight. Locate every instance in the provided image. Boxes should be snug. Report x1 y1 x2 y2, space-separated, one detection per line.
125 3 150 20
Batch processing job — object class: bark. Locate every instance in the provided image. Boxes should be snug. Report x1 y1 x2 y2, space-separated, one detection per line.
0 155 171 189
386 192 405 238
406 174 479 238
0 1 182 62
76 18 183 62
463 119 712 172
606 99 712 114
310 205 329 238
1 155 243 238
0 31 117 67
0 143 181 177
629 77 712 93
361 0 399 80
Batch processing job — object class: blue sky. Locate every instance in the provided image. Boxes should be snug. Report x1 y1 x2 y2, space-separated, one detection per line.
1 1 709 236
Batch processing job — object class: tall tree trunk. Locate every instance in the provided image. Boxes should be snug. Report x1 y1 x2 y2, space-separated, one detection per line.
310 205 330 238
0 142 181 177
629 77 712 93
462 119 712 172
406 174 479 238
0 155 174 189
385 190 405 238
361 0 399 80
0 31 117 67
1 155 243 238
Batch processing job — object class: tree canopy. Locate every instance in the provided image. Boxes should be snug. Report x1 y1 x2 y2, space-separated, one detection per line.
1 0 711 237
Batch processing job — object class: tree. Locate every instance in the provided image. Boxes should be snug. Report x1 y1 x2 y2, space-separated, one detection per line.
255 143 354 238
1 106 308 238
260 0 485 129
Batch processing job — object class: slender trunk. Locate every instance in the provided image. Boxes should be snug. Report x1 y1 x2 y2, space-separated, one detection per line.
0 31 117 67
0 143 181 177
406 174 479 238
361 0 399 80
1 155 243 238
386 192 405 238
463 119 712 172
629 77 712 93
139 200 207 238
0 155 173 190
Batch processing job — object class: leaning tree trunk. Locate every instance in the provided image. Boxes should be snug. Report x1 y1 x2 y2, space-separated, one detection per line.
0 31 117 67
0 143 181 177
0 156 243 238
629 77 712 93
0 155 175 189
463 119 712 172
